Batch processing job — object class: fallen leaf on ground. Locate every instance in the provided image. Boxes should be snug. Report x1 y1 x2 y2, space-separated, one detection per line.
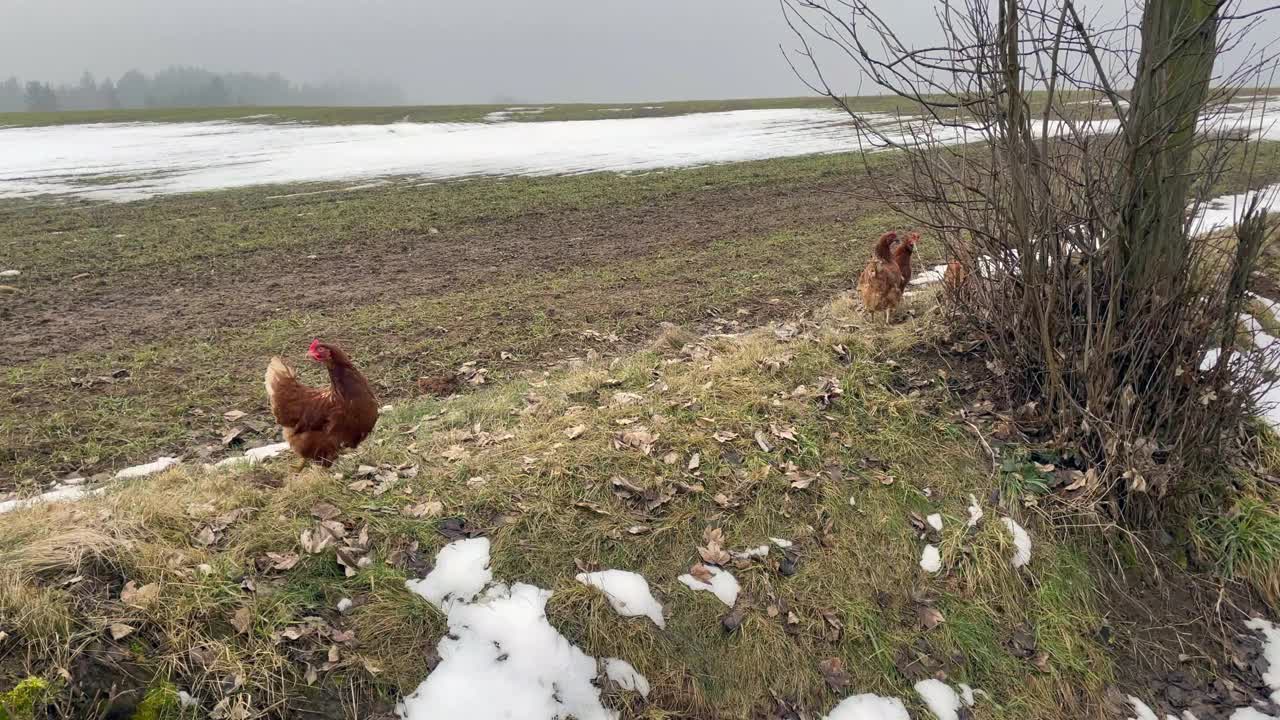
769 423 797 442
917 605 946 630
818 608 844 642
231 607 252 635
613 427 658 455
563 425 586 440
221 427 246 446
403 501 444 518
574 501 611 515
121 581 160 608
223 410 247 422
265 552 299 571
819 657 851 691
754 430 773 452
193 526 218 547
109 623 135 640
712 430 738 443
687 453 701 471
310 502 342 521
721 605 747 633
699 527 731 565
440 445 471 462
689 563 714 583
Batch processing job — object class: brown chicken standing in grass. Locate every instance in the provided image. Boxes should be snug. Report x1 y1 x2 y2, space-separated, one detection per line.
265 339 379 469
858 231 910 323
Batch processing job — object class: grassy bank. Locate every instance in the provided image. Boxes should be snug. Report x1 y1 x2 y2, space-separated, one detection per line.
0 293 1118 719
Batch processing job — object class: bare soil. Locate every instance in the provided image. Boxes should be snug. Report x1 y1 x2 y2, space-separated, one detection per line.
7 176 884 365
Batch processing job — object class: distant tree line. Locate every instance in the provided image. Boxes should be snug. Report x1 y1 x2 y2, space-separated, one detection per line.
0 66 404 112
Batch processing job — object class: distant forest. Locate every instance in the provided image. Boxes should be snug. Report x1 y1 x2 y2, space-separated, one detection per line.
0 66 404 112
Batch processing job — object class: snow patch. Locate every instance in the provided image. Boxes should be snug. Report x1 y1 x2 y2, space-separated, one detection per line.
603 658 650 697
114 456 180 479
911 264 949 286
920 544 942 573
1230 709 1278 720
915 679 963 720
0 269 19 277
0 485 106 515
966 494 984 528
398 582 616 720
926 513 943 531
678 565 740 607
823 693 911 720
214 441 290 468
1001 517 1032 568
770 537 794 548
400 538 634 720
575 570 666 628
1127 696 1160 720
731 544 770 560
1246 617 1280 704
405 537 492 610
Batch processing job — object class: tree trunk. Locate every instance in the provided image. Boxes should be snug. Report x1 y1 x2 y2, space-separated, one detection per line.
1119 0 1222 293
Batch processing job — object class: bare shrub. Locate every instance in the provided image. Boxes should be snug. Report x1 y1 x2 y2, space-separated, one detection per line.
783 0 1280 507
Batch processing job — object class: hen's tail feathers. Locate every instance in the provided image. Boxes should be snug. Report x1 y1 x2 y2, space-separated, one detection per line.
265 357 296 401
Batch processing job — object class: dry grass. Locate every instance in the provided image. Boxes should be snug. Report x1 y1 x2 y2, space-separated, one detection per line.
0 291 1115 719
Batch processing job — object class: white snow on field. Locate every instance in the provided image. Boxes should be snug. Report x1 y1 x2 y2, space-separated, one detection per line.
915 680 964 720
602 658 650 697
575 569 666 628
1001 517 1032 568
1230 708 1278 720
677 565 740 607
966 495 984 528
824 693 911 720
213 441 290 468
0 109 891 201
0 485 105 515
920 544 942 573
405 537 493 610
926 513 943 531
1246 617 1280 704
114 456 179 479
911 264 949 286
401 538 637 720
1191 183 1280 236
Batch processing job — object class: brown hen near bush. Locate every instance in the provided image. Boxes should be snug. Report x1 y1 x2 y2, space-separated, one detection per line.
858 231 909 323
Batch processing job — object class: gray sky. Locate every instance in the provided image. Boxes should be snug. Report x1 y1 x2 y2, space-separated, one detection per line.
2 0 1278 104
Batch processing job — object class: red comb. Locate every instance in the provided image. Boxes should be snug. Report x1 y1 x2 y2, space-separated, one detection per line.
308 338 322 352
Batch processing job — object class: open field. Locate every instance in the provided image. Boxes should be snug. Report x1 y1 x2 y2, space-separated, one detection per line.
0 150 917 490
2 88 1274 129
3 101 1280 719
0 96 890 129
5 138 1280 489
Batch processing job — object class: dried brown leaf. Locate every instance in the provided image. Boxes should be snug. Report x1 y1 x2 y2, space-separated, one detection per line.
231 607 252 635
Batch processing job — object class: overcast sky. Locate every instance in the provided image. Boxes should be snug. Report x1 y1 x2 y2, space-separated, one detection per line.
2 0 1278 104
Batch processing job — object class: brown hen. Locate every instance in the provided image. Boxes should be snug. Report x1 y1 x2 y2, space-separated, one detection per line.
265 339 378 468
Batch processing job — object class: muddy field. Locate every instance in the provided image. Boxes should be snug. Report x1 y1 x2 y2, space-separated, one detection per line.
0 151 915 488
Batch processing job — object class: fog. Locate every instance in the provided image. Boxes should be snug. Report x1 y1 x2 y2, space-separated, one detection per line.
2 0 1278 105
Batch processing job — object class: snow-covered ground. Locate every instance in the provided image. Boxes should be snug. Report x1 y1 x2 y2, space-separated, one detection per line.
0 109 900 201
4 98 1278 202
